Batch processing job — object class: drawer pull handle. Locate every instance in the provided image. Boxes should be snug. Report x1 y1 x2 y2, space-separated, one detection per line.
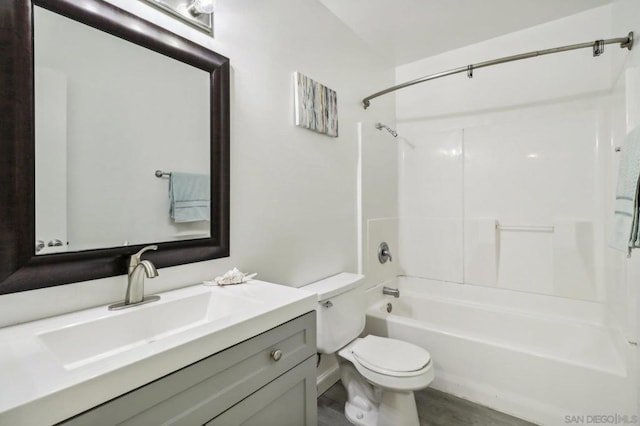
271 349 282 362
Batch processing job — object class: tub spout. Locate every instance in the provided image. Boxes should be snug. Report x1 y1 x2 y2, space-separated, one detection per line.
383 286 400 298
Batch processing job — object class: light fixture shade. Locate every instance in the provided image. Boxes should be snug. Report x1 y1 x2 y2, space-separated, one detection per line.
191 0 215 15
141 0 214 34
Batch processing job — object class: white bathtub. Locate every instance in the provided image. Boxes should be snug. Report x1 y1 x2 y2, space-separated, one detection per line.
365 277 636 425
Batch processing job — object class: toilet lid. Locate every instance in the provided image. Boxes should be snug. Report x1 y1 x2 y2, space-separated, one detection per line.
351 335 431 377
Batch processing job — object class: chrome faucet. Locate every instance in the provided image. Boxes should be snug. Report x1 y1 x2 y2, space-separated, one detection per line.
109 245 160 311
383 286 400 298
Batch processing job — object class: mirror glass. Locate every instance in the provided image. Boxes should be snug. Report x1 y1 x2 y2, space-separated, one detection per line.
34 6 211 255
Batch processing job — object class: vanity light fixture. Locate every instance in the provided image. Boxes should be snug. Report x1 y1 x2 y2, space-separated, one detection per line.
188 0 215 15
141 0 215 35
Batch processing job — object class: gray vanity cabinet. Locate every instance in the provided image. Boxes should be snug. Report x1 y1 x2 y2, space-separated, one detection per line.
59 312 317 426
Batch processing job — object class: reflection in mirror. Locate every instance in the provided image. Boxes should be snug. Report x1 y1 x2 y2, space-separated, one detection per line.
34 6 211 255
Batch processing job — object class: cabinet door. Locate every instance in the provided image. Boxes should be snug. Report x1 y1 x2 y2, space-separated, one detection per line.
207 356 317 426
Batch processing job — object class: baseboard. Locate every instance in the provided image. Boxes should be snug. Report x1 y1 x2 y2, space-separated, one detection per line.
317 362 341 396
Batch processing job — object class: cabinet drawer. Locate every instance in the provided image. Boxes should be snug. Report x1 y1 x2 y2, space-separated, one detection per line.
206 356 317 426
60 311 316 426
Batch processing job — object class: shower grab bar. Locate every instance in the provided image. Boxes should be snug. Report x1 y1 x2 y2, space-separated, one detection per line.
496 224 554 233
362 32 634 109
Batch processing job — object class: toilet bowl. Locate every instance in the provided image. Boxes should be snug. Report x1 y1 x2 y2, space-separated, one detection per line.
338 336 434 426
303 273 434 426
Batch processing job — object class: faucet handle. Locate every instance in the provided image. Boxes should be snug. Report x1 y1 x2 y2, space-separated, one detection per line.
378 242 393 264
132 245 158 262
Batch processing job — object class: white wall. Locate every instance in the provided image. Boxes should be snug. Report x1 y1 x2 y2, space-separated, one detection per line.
360 123 399 291
0 0 395 328
396 5 618 122
35 68 68 255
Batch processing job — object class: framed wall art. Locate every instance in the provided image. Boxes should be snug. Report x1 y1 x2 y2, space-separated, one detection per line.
293 72 338 137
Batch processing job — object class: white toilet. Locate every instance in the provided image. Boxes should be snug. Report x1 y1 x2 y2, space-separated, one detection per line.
303 273 434 426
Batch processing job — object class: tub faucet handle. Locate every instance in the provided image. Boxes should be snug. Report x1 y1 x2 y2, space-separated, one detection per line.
378 242 393 264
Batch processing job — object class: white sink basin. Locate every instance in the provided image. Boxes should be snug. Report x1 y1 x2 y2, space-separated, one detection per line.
0 280 316 426
38 290 261 370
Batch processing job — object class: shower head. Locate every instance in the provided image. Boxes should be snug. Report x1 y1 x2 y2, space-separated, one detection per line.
375 122 398 137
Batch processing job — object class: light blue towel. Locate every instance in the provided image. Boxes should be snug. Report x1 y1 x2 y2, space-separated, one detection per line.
611 126 640 255
169 172 210 223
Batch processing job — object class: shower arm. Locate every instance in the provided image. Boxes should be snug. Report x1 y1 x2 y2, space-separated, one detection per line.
362 32 634 110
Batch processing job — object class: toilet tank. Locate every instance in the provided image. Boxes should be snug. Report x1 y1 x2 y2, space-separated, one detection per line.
302 273 365 354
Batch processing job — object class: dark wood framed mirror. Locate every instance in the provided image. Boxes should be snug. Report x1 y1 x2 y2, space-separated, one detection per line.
0 0 230 295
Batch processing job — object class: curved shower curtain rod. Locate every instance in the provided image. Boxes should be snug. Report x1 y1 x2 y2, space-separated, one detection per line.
362 32 634 110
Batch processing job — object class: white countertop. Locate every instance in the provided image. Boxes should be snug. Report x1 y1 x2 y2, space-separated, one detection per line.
0 280 316 425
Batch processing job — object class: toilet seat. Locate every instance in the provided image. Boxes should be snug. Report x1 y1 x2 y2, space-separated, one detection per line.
338 336 435 392
352 335 431 377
